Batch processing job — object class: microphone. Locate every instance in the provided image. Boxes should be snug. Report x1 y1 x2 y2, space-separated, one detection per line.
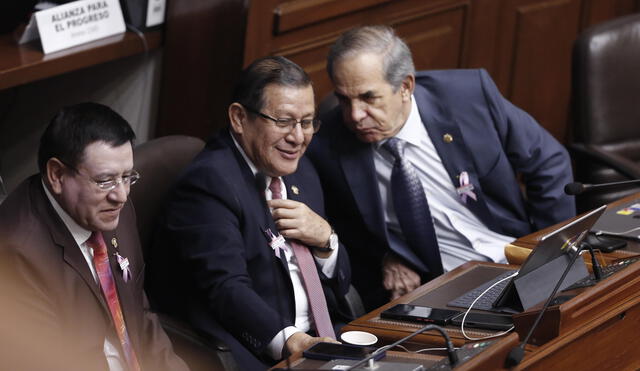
505 234 588 367
345 324 458 370
564 179 640 195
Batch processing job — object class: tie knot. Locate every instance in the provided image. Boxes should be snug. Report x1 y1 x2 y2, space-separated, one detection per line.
382 137 405 161
269 177 282 200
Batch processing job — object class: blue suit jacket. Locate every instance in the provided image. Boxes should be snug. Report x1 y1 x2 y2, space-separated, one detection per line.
147 130 351 370
307 69 575 310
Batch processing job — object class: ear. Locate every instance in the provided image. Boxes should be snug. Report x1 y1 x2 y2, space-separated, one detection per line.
228 103 247 135
45 158 67 195
400 74 415 102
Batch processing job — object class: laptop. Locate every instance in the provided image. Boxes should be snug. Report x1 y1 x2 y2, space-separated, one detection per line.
448 205 607 313
591 199 640 240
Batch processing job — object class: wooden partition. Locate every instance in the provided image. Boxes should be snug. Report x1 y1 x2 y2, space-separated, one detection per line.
158 0 640 142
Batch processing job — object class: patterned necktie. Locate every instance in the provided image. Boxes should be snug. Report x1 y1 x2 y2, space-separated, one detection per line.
269 178 336 339
88 232 141 371
383 137 444 276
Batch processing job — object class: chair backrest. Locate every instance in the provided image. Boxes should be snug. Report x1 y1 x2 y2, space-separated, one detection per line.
131 135 239 370
130 135 205 256
571 14 640 211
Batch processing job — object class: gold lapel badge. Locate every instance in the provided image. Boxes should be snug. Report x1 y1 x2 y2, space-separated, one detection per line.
291 185 300 195
443 133 453 143
111 237 118 249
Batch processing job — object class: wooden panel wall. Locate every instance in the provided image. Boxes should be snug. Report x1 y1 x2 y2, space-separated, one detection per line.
157 0 640 142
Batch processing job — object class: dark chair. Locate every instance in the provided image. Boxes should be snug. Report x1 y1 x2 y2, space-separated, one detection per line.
131 135 238 371
570 13 640 213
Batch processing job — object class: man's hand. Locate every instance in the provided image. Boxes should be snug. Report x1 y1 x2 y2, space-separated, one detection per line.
284 332 339 356
382 254 421 300
268 199 332 256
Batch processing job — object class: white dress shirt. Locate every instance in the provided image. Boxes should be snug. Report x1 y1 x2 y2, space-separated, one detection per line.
230 133 338 359
373 96 513 272
42 182 125 371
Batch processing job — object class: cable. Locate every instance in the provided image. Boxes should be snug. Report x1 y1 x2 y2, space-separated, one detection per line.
595 227 640 237
459 271 518 340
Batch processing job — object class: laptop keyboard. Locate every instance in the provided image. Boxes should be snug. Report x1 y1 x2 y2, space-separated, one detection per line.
565 256 640 290
448 270 517 311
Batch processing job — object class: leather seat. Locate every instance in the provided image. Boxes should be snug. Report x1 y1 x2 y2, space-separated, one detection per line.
131 135 238 371
570 13 640 213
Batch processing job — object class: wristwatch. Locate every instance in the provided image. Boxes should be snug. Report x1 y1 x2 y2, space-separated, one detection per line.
317 230 338 252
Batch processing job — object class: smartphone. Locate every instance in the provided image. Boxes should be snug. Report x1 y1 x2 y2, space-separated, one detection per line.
450 312 513 331
380 304 461 325
302 342 385 361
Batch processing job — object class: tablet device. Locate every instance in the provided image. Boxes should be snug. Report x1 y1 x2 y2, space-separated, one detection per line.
451 312 513 331
380 304 461 325
302 342 385 361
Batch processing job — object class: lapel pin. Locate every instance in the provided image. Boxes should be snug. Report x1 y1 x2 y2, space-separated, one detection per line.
456 171 477 203
111 237 118 248
262 227 288 258
291 185 299 195
443 133 453 143
115 253 132 282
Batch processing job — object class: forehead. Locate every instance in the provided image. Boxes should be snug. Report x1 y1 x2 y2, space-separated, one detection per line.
332 53 389 96
79 141 133 173
261 83 315 113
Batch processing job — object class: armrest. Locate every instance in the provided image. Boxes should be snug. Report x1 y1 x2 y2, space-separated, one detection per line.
569 143 640 179
158 313 230 352
343 285 366 319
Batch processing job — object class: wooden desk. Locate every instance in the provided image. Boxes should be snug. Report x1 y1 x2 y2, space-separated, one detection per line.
0 30 162 90
506 192 640 265
342 260 640 370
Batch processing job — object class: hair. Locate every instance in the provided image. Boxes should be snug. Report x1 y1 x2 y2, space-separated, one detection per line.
37 102 136 174
232 56 312 114
327 25 415 91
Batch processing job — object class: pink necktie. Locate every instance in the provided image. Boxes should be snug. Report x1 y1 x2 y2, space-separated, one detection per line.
269 178 336 339
88 232 141 371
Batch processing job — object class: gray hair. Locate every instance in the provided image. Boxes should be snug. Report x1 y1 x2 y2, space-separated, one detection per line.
327 25 415 91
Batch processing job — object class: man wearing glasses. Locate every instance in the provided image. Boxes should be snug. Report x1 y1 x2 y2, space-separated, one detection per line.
147 56 351 369
0 103 187 370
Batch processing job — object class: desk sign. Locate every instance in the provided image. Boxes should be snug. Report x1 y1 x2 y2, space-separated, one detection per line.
19 0 126 54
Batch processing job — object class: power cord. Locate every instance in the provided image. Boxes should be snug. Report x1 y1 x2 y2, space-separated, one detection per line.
459 271 518 341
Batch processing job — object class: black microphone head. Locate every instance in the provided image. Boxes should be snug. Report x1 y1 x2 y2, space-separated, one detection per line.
564 182 584 195
505 346 525 367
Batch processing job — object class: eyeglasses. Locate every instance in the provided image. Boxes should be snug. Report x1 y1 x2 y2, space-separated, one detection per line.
244 106 321 133
61 160 140 192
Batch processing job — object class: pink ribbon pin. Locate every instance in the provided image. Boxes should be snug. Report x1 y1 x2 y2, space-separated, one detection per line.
116 253 132 282
457 171 477 203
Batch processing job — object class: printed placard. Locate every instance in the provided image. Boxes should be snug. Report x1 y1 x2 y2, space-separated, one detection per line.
25 0 126 54
146 0 166 28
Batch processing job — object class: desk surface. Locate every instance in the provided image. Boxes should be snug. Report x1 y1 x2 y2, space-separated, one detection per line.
0 30 161 90
507 192 640 265
342 262 515 347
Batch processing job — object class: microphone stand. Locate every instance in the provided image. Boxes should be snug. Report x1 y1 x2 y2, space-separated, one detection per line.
346 324 458 370
505 241 588 367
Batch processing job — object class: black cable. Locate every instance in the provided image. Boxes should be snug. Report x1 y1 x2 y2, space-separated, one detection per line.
346 324 458 370
505 242 587 367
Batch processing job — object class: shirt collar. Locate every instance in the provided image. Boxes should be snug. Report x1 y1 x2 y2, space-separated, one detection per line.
41 180 92 246
230 129 284 196
376 95 426 149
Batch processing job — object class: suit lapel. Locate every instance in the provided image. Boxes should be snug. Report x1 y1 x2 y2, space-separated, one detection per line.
220 131 291 273
414 84 501 233
33 182 110 312
337 138 388 241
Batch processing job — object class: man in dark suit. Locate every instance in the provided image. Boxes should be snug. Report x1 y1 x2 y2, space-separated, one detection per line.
147 56 351 370
0 103 188 371
307 25 576 310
